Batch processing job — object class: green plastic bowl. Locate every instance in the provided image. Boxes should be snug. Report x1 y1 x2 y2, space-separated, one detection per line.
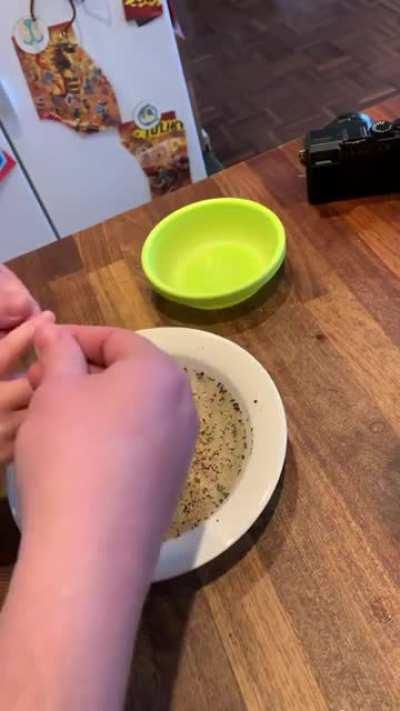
141 198 286 310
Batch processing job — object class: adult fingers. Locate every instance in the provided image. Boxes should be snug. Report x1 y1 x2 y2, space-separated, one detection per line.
0 409 26 440
26 361 41 390
1 293 40 328
34 324 88 381
66 325 164 369
0 265 40 329
0 311 55 376
0 410 26 465
0 378 32 412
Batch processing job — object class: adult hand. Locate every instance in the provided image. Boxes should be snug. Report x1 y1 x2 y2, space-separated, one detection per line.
0 312 54 465
0 265 39 333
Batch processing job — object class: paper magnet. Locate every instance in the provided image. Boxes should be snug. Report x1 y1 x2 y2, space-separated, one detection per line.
119 107 191 197
13 16 50 54
0 151 16 182
123 0 163 25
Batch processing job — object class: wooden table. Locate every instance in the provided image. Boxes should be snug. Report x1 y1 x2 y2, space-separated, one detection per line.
2 96 400 710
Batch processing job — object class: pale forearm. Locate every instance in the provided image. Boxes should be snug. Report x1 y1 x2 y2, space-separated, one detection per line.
0 321 197 709
0 502 160 710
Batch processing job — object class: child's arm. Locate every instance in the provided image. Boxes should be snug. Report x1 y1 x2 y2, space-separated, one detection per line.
0 324 198 710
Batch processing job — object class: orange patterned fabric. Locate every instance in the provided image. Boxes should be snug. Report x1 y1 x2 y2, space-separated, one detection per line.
122 0 163 23
119 112 191 197
13 23 121 133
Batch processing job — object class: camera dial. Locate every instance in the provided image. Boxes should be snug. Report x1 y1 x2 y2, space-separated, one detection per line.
372 120 393 134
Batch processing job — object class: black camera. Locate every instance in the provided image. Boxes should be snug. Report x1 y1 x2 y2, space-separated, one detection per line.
300 112 400 204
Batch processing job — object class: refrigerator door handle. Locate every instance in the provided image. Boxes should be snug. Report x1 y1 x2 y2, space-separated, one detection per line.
0 80 22 140
0 80 15 121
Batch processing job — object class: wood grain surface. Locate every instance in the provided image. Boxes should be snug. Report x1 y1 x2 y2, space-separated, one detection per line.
2 96 400 709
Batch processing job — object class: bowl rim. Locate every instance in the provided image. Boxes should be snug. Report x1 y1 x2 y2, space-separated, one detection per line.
146 327 288 580
141 198 286 302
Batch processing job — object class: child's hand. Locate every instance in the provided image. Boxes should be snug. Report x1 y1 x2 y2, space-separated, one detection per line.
17 324 198 551
4 324 198 711
0 265 39 333
0 312 54 464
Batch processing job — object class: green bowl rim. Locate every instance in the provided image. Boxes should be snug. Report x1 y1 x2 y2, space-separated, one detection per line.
141 198 286 303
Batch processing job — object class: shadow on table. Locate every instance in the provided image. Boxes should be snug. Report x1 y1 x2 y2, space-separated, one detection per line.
315 192 397 218
126 441 298 710
152 265 290 334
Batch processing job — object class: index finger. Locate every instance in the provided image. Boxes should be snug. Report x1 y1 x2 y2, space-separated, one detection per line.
0 265 40 330
0 311 54 376
65 325 165 369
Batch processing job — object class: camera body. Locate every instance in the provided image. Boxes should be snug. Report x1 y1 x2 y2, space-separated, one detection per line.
300 113 400 204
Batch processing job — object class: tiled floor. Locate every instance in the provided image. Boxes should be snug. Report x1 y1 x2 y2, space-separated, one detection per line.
176 0 400 165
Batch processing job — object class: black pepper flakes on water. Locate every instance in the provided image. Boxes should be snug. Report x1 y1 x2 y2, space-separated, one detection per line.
166 367 252 540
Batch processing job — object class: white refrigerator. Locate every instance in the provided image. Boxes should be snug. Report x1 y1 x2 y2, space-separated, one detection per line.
0 126 56 261
0 0 206 257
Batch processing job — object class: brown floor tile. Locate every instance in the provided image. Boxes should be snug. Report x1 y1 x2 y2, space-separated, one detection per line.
175 0 400 165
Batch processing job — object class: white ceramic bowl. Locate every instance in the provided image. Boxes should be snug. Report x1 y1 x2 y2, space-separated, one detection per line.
7 328 287 581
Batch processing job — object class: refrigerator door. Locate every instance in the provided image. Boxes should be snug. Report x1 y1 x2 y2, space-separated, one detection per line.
0 125 56 262
0 0 206 237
